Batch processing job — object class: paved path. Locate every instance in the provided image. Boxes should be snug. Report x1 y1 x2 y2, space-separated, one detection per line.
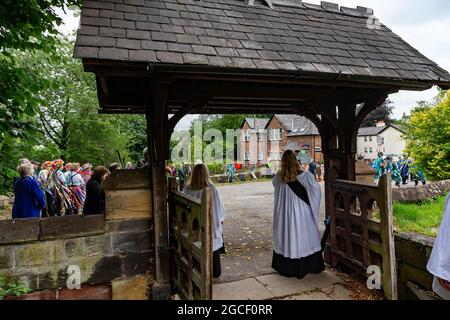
215 180 325 284
213 268 381 300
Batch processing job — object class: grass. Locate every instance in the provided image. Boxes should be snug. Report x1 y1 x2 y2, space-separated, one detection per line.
393 194 447 237
215 177 273 186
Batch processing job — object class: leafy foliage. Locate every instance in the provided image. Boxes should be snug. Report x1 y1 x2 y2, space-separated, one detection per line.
0 1 82 192
0 275 31 300
404 91 450 181
0 38 148 194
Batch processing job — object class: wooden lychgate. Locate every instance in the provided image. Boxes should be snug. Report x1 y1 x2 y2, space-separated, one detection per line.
168 178 213 300
328 174 397 300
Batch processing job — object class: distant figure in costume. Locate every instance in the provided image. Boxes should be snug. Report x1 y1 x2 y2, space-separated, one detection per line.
227 163 235 183
80 163 93 184
38 161 53 217
385 157 401 187
427 193 450 299
400 158 412 185
371 152 385 184
410 160 426 186
177 163 186 191
67 163 86 214
184 163 226 278
272 150 325 278
51 159 73 215
64 162 72 184
12 163 46 219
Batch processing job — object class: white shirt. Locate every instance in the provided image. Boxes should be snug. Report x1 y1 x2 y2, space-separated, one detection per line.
427 193 450 283
272 171 322 259
38 170 48 186
184 183 226 252
68 172 85 187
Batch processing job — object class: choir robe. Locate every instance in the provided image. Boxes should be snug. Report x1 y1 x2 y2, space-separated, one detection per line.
427 193 450 299
272 171 325 278
184 183 226 278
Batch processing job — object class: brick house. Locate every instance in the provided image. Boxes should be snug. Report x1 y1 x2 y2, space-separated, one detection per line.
240 115 322 168
241 117 270 165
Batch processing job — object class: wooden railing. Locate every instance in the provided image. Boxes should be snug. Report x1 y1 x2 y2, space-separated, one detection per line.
167 178 213 300
328 174 397 300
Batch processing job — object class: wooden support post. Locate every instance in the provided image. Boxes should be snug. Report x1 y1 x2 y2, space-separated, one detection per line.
378 174 398 300
146 80 172 299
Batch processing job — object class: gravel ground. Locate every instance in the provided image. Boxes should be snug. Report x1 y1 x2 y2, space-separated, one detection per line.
215 180 325 284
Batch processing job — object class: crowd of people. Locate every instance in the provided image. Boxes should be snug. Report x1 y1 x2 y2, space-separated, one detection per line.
371 152 426 187
12 158 110 219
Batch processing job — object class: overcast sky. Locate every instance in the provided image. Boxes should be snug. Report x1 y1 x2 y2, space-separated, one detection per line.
58 0 450 130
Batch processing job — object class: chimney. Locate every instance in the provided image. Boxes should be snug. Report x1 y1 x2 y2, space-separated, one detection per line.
376 120 386 127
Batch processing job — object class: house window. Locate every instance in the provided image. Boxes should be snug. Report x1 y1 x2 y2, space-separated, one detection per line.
369 147 373 153
244 130 250 142
270 128 281 141
364 136 368 142
258 151 263 161
276 128 282 140
364 148 368 153
279 152 283 160
381 137 385 144
369 136 373 142
244 152 250 161
270 152 281 161
257 132 263 142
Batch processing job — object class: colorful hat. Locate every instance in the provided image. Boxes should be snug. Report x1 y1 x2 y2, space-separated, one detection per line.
41 161 52 169
52 159 64 167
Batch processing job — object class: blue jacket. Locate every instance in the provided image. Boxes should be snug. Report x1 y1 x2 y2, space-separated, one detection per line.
12 176 46 219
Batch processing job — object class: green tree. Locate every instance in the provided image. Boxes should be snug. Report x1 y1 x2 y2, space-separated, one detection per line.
404 91 450 181
0 1 81 192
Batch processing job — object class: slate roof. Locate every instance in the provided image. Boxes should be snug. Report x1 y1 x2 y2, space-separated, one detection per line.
357 124 403 136
74 0 450 88
272 114 319 135
244 117 270 129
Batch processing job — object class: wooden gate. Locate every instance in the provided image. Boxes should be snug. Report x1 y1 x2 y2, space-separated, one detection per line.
328 174 397 300
168 178 213 300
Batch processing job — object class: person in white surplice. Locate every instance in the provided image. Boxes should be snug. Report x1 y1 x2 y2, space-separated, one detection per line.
272 150 325 278
183 163 226 279
427 192 450 299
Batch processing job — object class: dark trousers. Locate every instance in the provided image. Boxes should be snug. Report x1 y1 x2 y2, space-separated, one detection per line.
213 249 221 278
402 175 408 185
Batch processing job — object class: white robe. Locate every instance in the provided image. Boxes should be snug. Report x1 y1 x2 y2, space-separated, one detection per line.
427 193 450 283
272 171 322 259
183 183 226 252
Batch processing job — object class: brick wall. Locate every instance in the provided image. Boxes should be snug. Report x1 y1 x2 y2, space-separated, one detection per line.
0 169 154 300
266 116 287 168
287 135 323 163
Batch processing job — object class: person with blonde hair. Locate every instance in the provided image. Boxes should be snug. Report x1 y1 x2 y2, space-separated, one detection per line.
183 163 226 278
272 150 324 278
12 163 46 218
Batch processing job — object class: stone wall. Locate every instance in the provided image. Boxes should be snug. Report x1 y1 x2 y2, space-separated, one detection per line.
0 169 154 300
395 232 440 300
392 180 450 203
